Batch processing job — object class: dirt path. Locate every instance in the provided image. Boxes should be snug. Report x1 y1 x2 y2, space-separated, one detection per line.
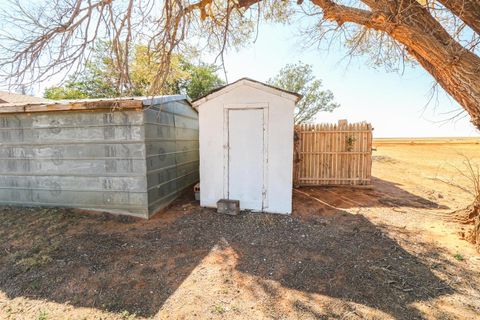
0 143 479 319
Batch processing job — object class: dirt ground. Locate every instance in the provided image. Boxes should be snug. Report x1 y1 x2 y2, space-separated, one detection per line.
1 140 480 319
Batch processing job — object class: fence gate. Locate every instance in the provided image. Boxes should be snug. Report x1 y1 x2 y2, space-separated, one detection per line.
294 120 373 186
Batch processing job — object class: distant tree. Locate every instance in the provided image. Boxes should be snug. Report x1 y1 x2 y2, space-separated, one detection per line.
44 86 87 100
268 62 339 124
180 62 225 100
44 43 224 100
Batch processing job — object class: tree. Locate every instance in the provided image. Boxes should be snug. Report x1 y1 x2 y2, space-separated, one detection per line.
181 62 226 100
1 0 480 248
0 1 479 130
44 43 224 100
268 62 339 124
44 86 88 100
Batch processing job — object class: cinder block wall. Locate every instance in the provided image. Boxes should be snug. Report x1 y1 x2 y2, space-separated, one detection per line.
0 99 199 218
0 110 149 217
144 100 199 217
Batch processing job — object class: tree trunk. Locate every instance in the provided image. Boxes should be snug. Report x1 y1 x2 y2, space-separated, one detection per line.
404 41 480 130
312 0 480 130
306 0 480 251
437 0 480 35
237 0 480 130
389 1 480 129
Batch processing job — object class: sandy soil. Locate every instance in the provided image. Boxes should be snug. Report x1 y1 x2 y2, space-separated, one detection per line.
1 141 479 320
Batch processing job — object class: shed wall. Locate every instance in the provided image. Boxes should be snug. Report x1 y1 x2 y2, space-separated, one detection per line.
144 101 199 216
198 84 295 214
0 110 149 217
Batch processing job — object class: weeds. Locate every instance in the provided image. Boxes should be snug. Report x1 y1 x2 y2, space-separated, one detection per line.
37 311 48 320
120 310 136 319
455 156 480 250
30 279 41 291
15 240 60 270
454 155 480 200
453 253 464 261
212 304 226 314
445 154 480 252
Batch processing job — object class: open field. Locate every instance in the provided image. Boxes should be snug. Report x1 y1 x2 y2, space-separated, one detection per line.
1 140 480 319
373 137 480 146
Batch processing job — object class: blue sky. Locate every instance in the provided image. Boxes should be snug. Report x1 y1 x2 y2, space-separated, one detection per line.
215 22 479 138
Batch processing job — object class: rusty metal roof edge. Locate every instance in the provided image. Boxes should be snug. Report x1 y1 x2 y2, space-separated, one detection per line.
52 94 191 106
0 94 192 113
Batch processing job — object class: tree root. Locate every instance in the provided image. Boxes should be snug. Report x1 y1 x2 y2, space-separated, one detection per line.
467 213 480 252
450 205 479 224
452 199 479 252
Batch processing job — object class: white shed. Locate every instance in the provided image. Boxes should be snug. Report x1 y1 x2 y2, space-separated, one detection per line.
192 78 301 214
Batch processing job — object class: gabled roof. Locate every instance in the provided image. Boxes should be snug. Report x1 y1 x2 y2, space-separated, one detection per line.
192 78 302 107
0 91 51 105
0 94 191 114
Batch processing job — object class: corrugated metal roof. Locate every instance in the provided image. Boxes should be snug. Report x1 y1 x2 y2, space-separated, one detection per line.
49 94 190 106
0 94 191 114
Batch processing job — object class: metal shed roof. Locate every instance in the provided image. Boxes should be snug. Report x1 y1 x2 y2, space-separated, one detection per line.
0 94 190 114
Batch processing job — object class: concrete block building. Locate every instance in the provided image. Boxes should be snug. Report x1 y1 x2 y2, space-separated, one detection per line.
0 95 199 218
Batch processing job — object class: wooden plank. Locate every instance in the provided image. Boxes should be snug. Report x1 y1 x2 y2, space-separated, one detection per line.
25 100 143 113
0 100 144 114
294 121 373 187
0 105 25 113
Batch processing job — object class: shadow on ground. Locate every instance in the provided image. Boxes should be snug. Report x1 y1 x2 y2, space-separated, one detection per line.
295 177 449 212
0 190 453 318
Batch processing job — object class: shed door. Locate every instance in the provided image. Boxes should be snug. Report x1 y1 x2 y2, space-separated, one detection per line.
228 109 264 210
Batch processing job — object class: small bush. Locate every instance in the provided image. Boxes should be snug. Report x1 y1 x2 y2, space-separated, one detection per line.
212 304 226 314
453 253 464 261
37 311 48 320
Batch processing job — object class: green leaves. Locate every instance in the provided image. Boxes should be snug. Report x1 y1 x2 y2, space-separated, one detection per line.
44 43 224 100
268 61 339 124
181 62 225 100
44 86 87 100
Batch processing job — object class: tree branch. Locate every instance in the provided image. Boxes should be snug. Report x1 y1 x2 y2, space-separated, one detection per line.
437 0 480 35
310 0 385 30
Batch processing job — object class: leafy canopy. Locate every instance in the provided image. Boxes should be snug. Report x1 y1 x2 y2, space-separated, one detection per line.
44 43 224 100
268 62 339 124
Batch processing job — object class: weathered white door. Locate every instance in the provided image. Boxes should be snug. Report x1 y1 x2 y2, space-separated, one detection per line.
228 108 264 210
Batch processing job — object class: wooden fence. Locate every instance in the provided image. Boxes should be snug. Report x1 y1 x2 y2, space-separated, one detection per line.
294 120 373 186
